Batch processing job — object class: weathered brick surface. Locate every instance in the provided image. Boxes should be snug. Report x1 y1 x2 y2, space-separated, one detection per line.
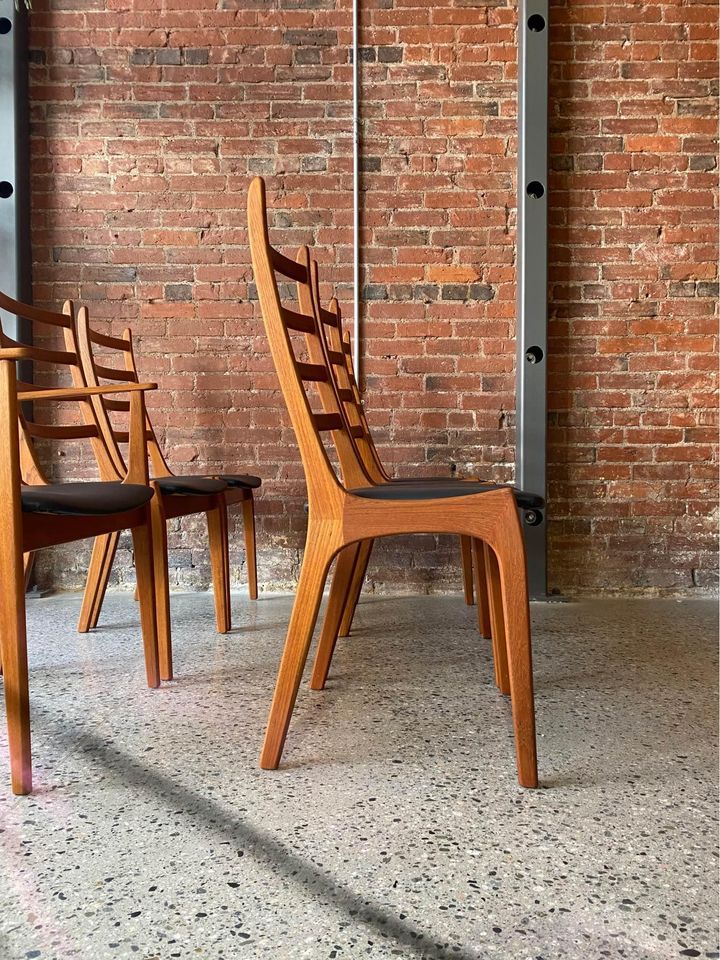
28 0 718 596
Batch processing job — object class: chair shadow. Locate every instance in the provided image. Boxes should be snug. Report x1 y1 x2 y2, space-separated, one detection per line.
37 720 483 960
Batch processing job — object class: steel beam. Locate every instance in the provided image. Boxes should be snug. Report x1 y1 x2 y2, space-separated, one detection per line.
0 0 31 342
516 0 549 598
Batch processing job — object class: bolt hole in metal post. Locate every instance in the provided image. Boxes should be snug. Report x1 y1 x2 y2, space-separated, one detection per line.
526 180 544 199
0 181 13 199
527 13 546 31
525 345 544 364
0 17 11 34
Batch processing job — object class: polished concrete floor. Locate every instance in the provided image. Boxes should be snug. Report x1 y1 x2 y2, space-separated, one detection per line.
0 593 717 960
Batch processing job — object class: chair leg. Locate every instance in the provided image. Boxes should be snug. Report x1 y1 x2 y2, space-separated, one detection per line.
78 531 119 633
484 542 510 695
207 502 231 634
494 519 537 788
260 533 335 769
338 537 373 638
471 538 492 639
131 518 161 689
310 543 361 690
241 493 258 600
23 552 34 592
0 526 31 794
149 494 173 681
460 535 474 605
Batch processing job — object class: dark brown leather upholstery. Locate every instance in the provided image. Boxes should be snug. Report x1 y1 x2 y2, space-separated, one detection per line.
21 482 154 516
349 481 544 510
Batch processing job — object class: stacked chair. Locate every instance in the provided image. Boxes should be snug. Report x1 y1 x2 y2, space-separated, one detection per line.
0 293 261 794
247 176 540 787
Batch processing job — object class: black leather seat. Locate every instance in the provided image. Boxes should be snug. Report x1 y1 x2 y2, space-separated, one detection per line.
153 475 228 496
349 480 544 511
21 482 154 516
216 473 262 490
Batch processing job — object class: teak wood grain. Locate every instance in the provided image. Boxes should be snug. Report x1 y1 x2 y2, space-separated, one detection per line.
247 176 538 788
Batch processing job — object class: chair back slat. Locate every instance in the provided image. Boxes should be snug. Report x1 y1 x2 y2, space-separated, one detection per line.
103 397 131 413
93 362 136 383
23 422 99 441
271 248 309 283
313 413 345 433
281 307 316 335
88 328 133 352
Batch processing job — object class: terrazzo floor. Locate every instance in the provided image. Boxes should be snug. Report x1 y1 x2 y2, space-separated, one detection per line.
0 592 717 960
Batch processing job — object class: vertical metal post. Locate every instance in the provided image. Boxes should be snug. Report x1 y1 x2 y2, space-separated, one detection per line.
0 0 32 337
351 0 361 385
516 0 549 599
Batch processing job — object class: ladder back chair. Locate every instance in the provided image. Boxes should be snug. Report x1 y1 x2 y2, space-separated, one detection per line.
305 258 497 645
66 306 261 677
0 291 160 795
248 176 539 787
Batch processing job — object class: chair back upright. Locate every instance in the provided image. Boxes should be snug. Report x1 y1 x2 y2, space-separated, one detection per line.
0 291 122 485
68 307 172 480
247 177 369 512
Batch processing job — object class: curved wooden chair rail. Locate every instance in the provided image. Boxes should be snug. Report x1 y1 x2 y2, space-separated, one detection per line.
247 175 538 787
0 291 161 795
64 303 262 678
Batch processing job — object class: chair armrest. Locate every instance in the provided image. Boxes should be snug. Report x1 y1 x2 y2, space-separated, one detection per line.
16 382 157 402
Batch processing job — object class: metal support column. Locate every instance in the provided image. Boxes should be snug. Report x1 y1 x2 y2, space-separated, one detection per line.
516 0 549 599
0 0 32 335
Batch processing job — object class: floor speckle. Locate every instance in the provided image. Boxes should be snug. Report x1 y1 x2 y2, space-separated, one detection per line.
0 593 717 960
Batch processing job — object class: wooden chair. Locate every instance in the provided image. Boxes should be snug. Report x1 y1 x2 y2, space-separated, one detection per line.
247 176 539 787
0 291 160 795
305 260 501 645
64 306 261 678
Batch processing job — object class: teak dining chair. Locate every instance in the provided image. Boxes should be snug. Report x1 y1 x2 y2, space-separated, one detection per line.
65 306 262 676
305 259 511 646
0 291 160 795
248 176 539 787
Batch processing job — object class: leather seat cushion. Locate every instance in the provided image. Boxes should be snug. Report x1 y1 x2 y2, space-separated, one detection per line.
349 481 544 510
21 481 153 516
153 475 227 496
217 473 262 490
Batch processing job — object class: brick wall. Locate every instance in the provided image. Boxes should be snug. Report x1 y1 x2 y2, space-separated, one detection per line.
27 0 718 597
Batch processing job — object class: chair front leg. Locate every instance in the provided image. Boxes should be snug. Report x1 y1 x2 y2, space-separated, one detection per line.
471 538 492 639
207 499 231 634
241 493 258 600
310 542 361 690
260 529 337 770
338 537 373 638
460 535 474 605
78 531 119 633
131 514 160 689
0 528 31 794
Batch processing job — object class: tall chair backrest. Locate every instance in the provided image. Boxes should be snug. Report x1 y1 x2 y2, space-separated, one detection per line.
0 291 123 485
247 177 369 512
67 307 172 480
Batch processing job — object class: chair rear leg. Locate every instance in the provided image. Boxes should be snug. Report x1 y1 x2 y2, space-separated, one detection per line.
460 535 474 605
260 534 335 769
149 493 173 681
241 494 258 600
0 525 31 794
310 543 361 690
131 517 160 689
494 521 538 788
484 542 510 695
338 538 373 638
471 538 492 639
78 531 119 633
207 502 231 634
